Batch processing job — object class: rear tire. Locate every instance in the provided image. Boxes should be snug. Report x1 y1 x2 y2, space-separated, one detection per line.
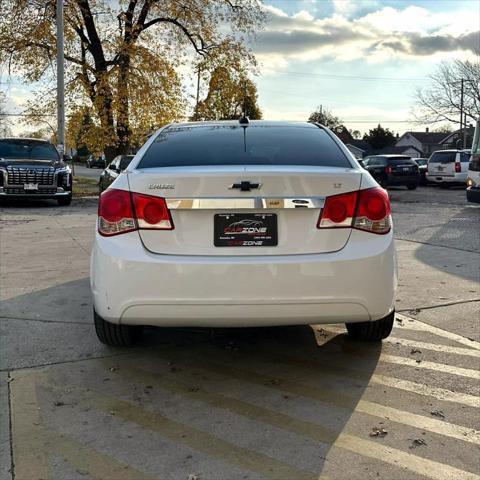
346 310 395 341
94 309 137 347
407 184 417 190
57 194 72 206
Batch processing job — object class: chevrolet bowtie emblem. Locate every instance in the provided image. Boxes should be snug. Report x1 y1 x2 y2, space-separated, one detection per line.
229 181 261 191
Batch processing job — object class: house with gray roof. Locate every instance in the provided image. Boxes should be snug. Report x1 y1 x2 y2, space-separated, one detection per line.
395 128 446 156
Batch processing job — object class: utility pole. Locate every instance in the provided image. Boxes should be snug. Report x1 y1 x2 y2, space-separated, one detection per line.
56 0 65 158
463 111 468 148
459 78 464 148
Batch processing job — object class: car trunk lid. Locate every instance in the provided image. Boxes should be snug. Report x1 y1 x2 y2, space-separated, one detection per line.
428 151 457 177
128 165 363 256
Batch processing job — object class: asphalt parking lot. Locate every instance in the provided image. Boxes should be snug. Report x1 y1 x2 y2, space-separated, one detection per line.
0 186 479 480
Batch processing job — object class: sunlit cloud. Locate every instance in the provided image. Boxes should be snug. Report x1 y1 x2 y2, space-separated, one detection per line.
255 4 479 67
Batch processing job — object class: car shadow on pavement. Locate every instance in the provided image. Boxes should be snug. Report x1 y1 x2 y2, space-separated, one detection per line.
108 325 381 477
2 278 382 478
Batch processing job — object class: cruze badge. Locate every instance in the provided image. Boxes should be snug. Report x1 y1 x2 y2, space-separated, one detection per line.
148 184 175 190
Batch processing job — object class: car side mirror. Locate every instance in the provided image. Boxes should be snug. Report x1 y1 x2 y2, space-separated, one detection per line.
109 164 117 171
63 154 72 162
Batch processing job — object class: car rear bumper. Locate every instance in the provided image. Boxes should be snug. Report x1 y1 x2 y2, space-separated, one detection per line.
387 174 419 186
466 186 480 203
91 229 397 327
426 173 467 184
0 187 71 199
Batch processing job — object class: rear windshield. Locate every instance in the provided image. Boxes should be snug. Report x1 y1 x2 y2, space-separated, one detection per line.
388 158 416 166
0 139 59 160
120 155 134 170
429 151 456 164
415 159 427 166
138 125 351 169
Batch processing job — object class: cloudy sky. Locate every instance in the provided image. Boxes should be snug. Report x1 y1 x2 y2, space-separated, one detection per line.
1 0 479 136
253 0 479 134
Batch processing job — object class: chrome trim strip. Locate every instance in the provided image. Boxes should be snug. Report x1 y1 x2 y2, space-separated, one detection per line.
0 191 70 197
165 197 325 210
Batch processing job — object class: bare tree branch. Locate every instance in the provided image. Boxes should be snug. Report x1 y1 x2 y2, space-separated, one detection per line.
412 58 480 126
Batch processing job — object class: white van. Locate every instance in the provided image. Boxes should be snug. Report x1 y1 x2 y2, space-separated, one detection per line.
426 149 471 187
467 119 480 203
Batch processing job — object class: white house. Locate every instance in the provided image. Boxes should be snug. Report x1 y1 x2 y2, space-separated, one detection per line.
395 128 446 156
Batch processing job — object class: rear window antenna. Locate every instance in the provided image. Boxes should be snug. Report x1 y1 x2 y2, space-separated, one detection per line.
239 81 249 125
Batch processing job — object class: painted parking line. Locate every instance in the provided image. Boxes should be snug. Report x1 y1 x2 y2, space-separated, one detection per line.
10 371 156 480
315 326 480 380
265 349 480 409
355 400 479 445
10 371 50 480
385 337 480 358
125 361 480 446
42 378 318 480
149 352 480 446
44 428 158 480
378 354 480 380
62 364 480 480
371 374 479 408
318 325 480 357
395 313 480 351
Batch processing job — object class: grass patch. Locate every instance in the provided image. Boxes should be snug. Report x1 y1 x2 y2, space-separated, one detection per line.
73 176 99 197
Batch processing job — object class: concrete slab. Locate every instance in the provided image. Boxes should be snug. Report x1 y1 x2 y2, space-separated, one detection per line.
0 316 117 371
396 240 479 311
0 278 92 323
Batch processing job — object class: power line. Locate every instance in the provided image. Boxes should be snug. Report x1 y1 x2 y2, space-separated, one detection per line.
273 71 429 82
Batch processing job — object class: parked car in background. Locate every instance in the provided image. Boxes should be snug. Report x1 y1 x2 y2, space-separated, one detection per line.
99 155 134 193
413 158 428 185
362 155 419 189
467 120 480 203
426 149 471 187
0 138 72 205
91 120 396 347
86 154 106 169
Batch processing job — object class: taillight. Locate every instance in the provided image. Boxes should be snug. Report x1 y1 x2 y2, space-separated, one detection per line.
98 189 173 236
354 187 391 234
384 166 392 174
455 162 461 173
132 192 173 230
317 191 357 229
98 189 136 236
318 187 391 235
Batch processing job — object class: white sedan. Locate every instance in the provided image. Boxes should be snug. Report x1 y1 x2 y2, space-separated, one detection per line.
91 120 397 346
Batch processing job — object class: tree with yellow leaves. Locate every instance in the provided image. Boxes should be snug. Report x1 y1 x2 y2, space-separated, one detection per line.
194 66 262 120
0 0 264 158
